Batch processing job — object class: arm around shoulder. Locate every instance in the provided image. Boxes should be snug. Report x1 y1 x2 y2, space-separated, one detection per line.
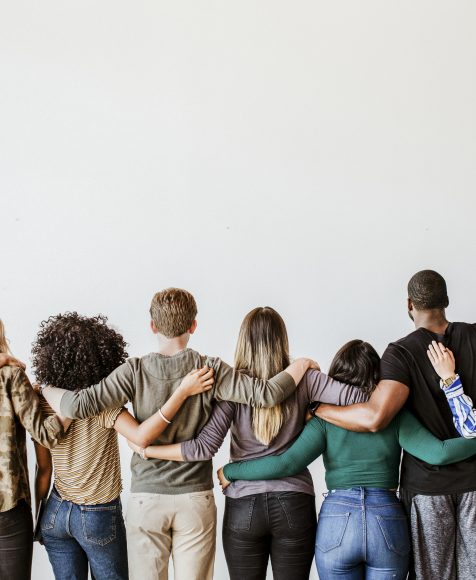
59 361 136 419
316 380 409 433
214 357 318 408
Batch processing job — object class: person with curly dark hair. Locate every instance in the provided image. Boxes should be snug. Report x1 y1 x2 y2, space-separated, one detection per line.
0 319 69 580
33 312 214 580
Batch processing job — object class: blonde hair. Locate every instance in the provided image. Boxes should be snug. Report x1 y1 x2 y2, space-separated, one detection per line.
150 288 198 338
234 307 290 446
0 319 11 355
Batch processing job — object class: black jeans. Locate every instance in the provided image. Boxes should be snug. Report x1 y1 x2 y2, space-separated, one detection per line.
222 491 317 580
0 500 33 580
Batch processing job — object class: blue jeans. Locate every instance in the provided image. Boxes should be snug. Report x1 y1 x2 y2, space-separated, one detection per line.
41 489 128 580
315 488 410 580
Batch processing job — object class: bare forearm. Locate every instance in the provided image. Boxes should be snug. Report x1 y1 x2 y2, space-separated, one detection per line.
144 443 184 461
317 402 381 432
133 390 188 447
35 472 51 512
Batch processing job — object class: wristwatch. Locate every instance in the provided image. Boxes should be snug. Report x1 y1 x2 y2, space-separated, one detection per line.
441 374 458 388
308 401 321 416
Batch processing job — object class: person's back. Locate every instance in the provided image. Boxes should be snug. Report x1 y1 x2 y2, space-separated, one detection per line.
223 367 368 498
40 402 123 504
33 312 129 580
0 321 65 580
385 322 476 493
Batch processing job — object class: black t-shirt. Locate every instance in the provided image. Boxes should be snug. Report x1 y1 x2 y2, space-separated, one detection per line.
380 321 476 495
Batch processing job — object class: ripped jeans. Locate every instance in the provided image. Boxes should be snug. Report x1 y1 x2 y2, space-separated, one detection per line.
315 488 410 580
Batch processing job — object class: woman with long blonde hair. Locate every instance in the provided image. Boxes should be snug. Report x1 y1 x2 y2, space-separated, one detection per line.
128 307 368 580
0 319 67 580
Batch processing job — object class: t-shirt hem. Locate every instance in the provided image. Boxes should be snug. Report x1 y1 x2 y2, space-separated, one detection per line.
130 482 214 495
400 484 476 496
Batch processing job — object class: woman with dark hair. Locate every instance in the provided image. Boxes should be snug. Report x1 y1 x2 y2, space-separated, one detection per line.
33 312 213 580
128 308 371 580
216 340 476 580
0 319 69 580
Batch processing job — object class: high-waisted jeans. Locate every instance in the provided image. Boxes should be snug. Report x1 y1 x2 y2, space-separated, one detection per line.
41 488 128 580
315 488 410 580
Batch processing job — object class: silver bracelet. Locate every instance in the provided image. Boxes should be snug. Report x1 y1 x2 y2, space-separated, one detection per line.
139 447 148 461
159 408 172 424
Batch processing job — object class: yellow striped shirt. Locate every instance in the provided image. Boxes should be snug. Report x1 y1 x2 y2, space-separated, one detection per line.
40 398 123 505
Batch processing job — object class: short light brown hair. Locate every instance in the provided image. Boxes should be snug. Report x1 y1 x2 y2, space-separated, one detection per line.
149 288 198 338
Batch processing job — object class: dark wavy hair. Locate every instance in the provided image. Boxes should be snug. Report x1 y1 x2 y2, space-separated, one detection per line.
32 312 128 391
328 339 380 394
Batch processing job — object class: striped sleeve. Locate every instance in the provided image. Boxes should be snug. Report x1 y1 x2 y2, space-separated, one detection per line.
441 377 476 439
95 407 124 429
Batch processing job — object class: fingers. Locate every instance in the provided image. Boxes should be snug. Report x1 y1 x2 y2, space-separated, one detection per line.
189 366 214 380
427 343 439 364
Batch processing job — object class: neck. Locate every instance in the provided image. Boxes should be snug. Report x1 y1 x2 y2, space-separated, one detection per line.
413 309 449 334
156 333 190 356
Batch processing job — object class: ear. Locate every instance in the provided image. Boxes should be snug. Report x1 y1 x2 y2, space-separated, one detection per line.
188 320 198 335
444 296 449 309
407 298 414 312
150 320 159 335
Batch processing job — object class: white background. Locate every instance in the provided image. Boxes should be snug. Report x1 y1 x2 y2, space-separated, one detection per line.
2 1 476 578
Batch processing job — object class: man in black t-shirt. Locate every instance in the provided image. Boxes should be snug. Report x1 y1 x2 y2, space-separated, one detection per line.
316 270 476 580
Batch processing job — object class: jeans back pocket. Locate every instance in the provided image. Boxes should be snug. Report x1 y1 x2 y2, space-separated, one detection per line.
277 492 317 530
376 515 410 556
80 504 118 546
41 494 62 532
315 513 350 553
223 496 256 531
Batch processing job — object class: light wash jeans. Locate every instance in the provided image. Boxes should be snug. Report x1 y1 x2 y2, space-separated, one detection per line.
315 487 410 580
41 488 128 580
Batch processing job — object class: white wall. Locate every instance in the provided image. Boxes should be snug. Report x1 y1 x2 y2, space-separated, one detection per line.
1 1 476 578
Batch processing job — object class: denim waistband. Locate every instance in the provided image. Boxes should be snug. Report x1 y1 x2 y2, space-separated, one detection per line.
324 487 399 503
328 487 396 495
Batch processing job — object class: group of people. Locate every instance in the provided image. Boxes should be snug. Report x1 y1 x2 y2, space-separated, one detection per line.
1 269 476 580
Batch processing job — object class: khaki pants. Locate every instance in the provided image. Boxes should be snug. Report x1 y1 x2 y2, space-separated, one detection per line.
126 490 217 580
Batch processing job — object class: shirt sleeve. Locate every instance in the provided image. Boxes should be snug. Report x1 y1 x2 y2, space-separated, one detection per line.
223 417 327 482
396 409 476 465
305 370 369 405
212 358 296 408
11 369 64 448
95 408 125 429
379 343 412 387
181 401 235 461
441 377 476 438
60 361 136 419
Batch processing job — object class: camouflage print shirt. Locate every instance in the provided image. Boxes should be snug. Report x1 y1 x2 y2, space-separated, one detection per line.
0 366 64 512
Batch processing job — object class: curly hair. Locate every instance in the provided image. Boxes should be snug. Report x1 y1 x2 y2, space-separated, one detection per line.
32 312 128 391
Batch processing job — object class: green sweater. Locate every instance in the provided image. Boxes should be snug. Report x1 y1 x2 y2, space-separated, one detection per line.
223 409 476 489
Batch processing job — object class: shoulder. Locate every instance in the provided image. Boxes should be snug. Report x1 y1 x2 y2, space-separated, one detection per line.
451 322 476 335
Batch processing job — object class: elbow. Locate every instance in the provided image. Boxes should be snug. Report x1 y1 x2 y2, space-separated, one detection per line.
366 412 390 433
134 435 152 449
